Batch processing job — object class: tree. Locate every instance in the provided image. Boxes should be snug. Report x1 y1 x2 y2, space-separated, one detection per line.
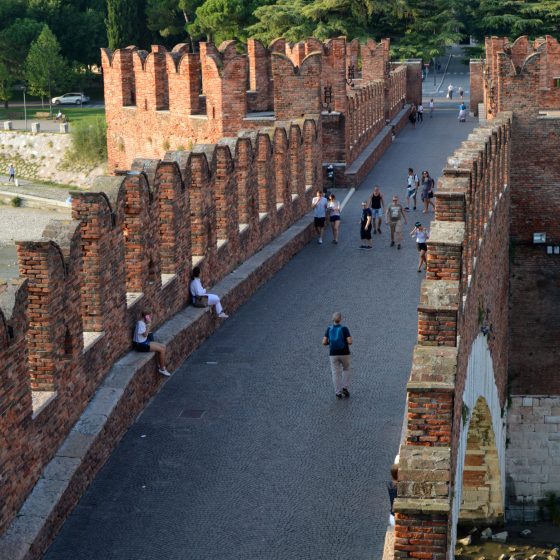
189 0 246 42
24 25 69 112
0 63 14 108
106 0 151 49
0 18 45 77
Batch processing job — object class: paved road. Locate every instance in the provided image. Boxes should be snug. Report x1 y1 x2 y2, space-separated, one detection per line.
424 45 471 100
44 108 476 560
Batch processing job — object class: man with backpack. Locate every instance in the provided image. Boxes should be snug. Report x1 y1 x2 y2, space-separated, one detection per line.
322 312 353 399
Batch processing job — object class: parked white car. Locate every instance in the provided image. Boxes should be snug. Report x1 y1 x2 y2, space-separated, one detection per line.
51 93 90 105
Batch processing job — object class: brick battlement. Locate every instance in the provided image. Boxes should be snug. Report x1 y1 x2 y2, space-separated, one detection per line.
0 116 322 535
394 113 512 559
475 35 560 117
102 37 421 175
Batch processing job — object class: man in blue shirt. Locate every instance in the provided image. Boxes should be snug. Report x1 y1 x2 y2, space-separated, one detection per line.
322 312 353 399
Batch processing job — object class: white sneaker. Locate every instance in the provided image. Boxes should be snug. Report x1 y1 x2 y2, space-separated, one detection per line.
318 238 323 244
218 312 229 319
158 368 171 377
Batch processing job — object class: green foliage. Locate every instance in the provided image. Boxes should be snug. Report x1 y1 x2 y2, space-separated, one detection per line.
0 63 14 107
189 0 252 42
24 25 69 109
106 0 151 49
542 492 560 526
11 196 22 207
66 117 107 167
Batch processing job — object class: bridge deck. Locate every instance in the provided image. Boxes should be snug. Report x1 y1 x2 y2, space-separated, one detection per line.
45 107 475 560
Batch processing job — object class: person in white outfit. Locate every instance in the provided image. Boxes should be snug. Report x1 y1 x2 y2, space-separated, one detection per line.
190 266 228 318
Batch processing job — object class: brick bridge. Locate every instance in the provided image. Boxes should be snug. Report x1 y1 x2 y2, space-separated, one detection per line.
2 35 560 560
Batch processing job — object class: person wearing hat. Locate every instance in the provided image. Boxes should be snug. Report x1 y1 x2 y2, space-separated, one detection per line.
411 222 429 272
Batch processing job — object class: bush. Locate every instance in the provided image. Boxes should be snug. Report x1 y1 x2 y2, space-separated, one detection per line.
11 196 22 207
67 117 107 166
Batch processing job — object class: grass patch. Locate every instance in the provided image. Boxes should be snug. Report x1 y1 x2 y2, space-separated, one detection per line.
0 106 105 126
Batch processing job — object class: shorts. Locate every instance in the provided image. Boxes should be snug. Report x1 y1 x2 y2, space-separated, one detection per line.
314 217 326 228
407 187 417 197
360 227 372 240
371 208 383 218
330 215 340 222
133 341 151 353
389 221 403 233
417 242 428 252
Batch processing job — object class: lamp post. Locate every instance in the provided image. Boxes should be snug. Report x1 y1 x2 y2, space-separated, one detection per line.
22 86 27 131
433 57 437 87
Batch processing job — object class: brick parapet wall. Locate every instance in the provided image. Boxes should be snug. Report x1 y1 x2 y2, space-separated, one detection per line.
103 37 417 175
479 35 560 119
394 113 512 559
0 117 320 535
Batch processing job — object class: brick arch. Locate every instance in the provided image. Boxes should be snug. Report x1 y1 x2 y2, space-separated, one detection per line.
449 334 505 550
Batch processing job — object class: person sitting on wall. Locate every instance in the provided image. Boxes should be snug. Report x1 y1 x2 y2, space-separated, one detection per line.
190 266 228 319
132 309 171 376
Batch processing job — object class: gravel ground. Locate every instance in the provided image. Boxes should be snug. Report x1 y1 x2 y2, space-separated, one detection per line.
0 206 69 278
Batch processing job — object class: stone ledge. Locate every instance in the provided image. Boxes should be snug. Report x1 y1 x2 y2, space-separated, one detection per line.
428 221 465 247
408 345 457 390
418 279 460 311
394 497 450 514
0 209 318 560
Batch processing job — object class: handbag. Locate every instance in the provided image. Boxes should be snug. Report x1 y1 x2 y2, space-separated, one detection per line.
192 295 209 308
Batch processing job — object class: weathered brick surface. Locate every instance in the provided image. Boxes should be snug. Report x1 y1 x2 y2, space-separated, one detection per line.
0 116 320 536
102 37 414 189
395 113 512 559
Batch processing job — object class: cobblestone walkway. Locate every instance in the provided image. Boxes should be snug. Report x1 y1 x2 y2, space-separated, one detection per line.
44 108 476 560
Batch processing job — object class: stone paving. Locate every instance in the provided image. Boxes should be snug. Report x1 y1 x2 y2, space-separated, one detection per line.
44 108 476 560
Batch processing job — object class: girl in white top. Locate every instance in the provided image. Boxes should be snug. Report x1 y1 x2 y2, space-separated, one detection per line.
410 222 430 273
190 266 228 318
132 309 171 376
327 193 341 244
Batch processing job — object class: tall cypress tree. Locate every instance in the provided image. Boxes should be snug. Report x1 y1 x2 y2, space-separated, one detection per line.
106 0 151 49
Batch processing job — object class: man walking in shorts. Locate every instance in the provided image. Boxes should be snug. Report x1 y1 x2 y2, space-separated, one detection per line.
386 195 407 249
323 312 352 399
312 189 328 244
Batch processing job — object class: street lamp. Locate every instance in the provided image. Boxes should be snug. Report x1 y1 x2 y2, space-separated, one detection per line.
13 84 27 131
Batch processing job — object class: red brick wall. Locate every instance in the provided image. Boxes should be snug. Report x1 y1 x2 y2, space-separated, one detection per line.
0 117 320 535
394 114 512 559
469 60 483 115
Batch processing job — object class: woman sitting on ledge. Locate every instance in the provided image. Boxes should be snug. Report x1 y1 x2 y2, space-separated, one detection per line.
190 266 229 319
132 309 171 376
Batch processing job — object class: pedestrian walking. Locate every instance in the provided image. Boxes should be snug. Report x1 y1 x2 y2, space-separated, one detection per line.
190 266 229 318
369 185 384 234
417 103 424 123
322 311 352 399
411 222 430 272
408 104 417 128
359 201 373 249
458 103 467 122
429 98 434 118
447 84 454 99
421 171 436 213
312 189 328 244
405 168 419 211
132 309 171 376
8 163 15 182
459 87 464 100
327 193 341 244
386 195 407 249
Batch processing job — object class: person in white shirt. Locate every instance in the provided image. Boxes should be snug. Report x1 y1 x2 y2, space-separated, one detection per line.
190 266 228 318
405 168 419 211
411 221 430 273
132 309 171 376
327 193 341 243
417 103 424 123
429 98 434 118
447 84 454 99
312 189 328 244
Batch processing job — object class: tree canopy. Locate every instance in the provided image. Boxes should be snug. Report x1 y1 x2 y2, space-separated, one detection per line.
3 0 560 106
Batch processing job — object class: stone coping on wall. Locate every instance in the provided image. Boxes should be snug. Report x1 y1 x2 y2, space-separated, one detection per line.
407 345 458 390
0 200 327 560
